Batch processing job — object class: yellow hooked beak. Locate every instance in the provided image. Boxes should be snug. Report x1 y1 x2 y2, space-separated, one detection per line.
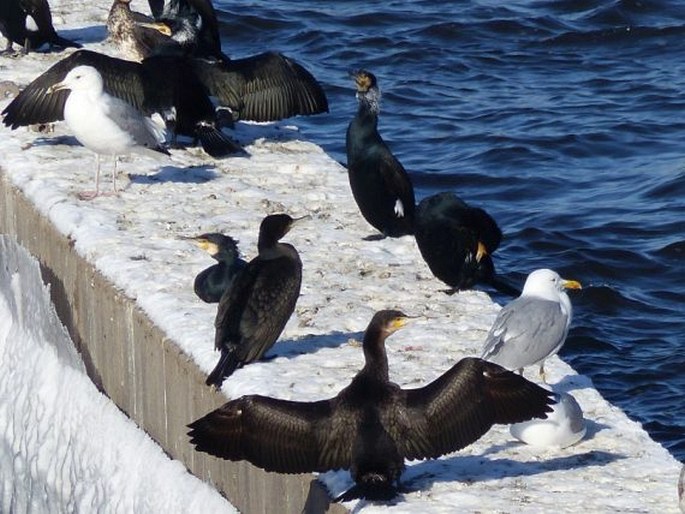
352 70 373 93
562 279 582 290
288 214 311 231
137 21 173 36
476 241 488 262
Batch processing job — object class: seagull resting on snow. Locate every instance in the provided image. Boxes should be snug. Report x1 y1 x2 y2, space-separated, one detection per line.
510 391 587 449
48 64 168 199
481 268 581 383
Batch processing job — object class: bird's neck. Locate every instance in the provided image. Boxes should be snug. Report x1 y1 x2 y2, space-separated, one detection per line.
357 86 381 115
347 102 380 160
362 331 390 381
257 239 279 257
355 99 379 127
558 292 572 320
216 250 236 264
258 241 298 261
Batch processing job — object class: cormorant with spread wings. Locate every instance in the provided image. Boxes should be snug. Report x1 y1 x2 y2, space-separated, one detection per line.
189 310 554 501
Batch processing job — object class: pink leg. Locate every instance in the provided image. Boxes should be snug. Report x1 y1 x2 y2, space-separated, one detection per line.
78 154 102 200
79 155 121 200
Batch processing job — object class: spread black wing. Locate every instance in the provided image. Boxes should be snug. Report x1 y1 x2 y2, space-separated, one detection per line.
192 51 328 122
2 50 144 129
392 357 554 460
188 395 355 473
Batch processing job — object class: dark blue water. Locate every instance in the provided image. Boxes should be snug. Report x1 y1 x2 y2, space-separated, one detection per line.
215 0 685 463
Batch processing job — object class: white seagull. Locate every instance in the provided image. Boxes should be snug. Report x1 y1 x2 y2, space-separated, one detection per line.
481 268 581 383
48 65 168 200
510 391 587 449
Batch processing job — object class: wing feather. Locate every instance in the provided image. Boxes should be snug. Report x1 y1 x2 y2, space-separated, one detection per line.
214 253 302 362
378 149 415 221
481 297 568 369
395 357 553 460
188 395 354 473
193 52 328 121
2 50 145 129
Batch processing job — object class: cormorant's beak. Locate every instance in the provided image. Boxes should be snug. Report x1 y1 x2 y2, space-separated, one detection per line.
47 81 68 94
289 214 311 230
136 21 173 36
178 235 216 255
562 279 582 290
392 314 422 331
349 69 371 92
476 241 488 262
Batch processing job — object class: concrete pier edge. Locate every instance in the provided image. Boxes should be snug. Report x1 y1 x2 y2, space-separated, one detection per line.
0 170 346 514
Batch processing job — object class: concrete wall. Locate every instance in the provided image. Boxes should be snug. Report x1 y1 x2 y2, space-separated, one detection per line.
0 170 346 514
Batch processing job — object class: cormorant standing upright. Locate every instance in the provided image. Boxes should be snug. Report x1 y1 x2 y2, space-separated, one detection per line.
0 0 81 54
189 310 554 501
346 70 415 239
414 192 510 294
189 233 247 303
206 214 305 387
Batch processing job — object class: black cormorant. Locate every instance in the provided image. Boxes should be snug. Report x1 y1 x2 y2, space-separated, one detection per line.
106 0 328 123
144 0 223 62
206 214 305 387
189 310 554 501
188 233 247 303
346 70 415 239
1 49 241 158
414 192 509 294
190 53 329 123
129 0 329 122
0 0 80 54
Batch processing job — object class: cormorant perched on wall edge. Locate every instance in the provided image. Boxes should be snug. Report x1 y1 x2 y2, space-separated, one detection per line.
189 310 554 501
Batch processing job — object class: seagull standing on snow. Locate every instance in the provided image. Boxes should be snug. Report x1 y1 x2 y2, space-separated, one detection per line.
481 268 581 383
47 65 168 200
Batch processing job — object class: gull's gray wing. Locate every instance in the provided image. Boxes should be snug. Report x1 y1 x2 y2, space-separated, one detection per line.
481 297 569 370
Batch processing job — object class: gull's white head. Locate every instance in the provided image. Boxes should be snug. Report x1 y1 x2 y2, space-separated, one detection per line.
521 268 582 302
49 66 104 94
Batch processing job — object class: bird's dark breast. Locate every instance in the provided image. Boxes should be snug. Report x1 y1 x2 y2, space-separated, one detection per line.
350 404 405 487
251 259 301 310
346 154 407 236
346 117 414 237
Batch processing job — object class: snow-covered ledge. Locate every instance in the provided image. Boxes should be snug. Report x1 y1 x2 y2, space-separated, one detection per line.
1 2 682 505
0 172 343 514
